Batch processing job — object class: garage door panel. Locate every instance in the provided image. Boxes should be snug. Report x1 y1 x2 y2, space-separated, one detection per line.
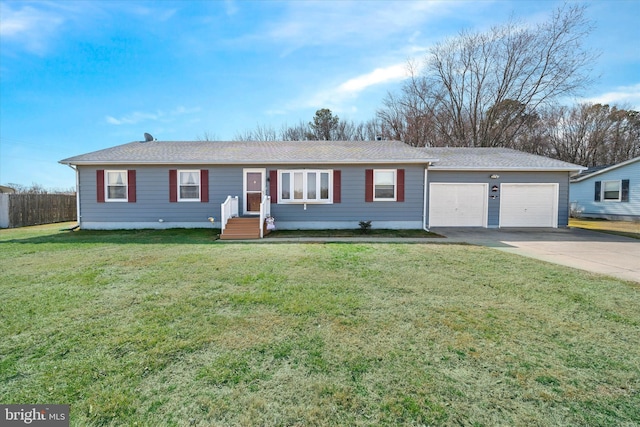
500 184 558 227
429 183 487 227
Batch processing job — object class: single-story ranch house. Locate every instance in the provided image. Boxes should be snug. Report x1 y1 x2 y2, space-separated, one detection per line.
570 156 639 221
60 140 585 238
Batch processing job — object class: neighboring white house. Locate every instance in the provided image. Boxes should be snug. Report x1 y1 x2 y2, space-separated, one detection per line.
0 186 15 228
0 185 16 194
570 156 640 221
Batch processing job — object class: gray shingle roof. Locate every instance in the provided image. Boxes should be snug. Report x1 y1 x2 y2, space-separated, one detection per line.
571 156 640 182
423 147 585 171
60 140 436 165
59 140 585 171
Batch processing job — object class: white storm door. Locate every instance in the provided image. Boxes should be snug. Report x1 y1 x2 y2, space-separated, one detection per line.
243 169 266 215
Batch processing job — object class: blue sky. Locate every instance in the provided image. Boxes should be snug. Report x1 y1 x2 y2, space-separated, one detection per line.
1 0 639 190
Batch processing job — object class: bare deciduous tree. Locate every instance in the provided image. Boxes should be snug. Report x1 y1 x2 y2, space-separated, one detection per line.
280 121 309 141
379 4 597 148
234 109 383 142
196 131 219 141
233 124 278 141
543 103 640 166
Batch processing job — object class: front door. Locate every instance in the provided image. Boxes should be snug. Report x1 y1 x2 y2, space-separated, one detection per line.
244 169 265 215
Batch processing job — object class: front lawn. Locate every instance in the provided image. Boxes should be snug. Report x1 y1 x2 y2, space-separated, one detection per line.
570 218 640 239
266 228 442 238
1 225 638 426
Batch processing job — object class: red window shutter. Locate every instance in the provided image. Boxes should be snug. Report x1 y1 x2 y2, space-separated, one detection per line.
96 170 105 203
397 169 405 202
333 170 341 203
365 169 373 202
269 170 278 204
127 170 136 203
169 170 178 202
200 169 209 202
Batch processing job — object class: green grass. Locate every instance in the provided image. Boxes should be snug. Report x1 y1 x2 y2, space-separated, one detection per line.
1 224 639 426
570 218 640 240
266 228 442 238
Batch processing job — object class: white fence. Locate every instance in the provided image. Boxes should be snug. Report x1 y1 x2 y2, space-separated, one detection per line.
259 195 271 238
220 195 239 233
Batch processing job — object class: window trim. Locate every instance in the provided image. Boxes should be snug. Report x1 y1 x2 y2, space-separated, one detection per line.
177 169 202 202
601 179 622 202
373 169 397 201
105 170 128 202
278 169 333 204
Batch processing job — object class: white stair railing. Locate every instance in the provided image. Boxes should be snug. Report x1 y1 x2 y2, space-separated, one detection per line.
259 195 271 238
220 195 239 233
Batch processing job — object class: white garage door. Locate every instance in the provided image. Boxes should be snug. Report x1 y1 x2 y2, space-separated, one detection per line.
500 183 558 227
429 183 488 227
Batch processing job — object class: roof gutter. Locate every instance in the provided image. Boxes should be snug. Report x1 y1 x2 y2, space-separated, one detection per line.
59 159 441 166
429 166 586 172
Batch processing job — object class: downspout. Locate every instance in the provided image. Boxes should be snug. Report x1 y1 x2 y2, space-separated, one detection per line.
423 165 429 232
66 164 81 228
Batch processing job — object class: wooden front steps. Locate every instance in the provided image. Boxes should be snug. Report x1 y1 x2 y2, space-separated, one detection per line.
220 217 270 240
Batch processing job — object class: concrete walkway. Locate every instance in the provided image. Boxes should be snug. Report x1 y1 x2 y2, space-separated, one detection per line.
431 227 640 283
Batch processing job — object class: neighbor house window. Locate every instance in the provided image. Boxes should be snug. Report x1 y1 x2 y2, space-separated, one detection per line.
279 170 332 203
602 180 621 201
373 169 397 201
178 170 201 201
106 170 128 201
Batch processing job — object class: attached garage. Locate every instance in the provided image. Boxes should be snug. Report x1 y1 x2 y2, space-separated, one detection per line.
499 183 558 227
429 183 488 227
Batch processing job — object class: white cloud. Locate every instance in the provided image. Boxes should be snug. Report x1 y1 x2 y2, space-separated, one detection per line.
261 0 450 54
106 112 158 125
224 0 238 16
127 4 177 21
0 2 180 55
581 84 640 110
337 64 410 95
277 62 412 115
105 106 201 126
0 3 64 54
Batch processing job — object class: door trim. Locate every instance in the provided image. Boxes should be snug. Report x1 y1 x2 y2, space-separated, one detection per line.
243 168 266 215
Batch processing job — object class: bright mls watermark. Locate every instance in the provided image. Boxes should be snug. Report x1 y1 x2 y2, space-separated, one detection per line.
1 405 69 426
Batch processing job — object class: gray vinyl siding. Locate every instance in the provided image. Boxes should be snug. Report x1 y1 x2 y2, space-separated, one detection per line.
268 164 425 225
427 170 571 227
78 164 426 227
79 165 224 224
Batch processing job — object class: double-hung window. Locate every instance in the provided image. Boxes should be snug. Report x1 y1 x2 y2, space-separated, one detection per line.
106 170 128 201
602 180 621 201
373 169 397 201
178 170 201 201
279 170 332 203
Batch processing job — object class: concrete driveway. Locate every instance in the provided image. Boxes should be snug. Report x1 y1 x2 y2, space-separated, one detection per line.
431 227 640 283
